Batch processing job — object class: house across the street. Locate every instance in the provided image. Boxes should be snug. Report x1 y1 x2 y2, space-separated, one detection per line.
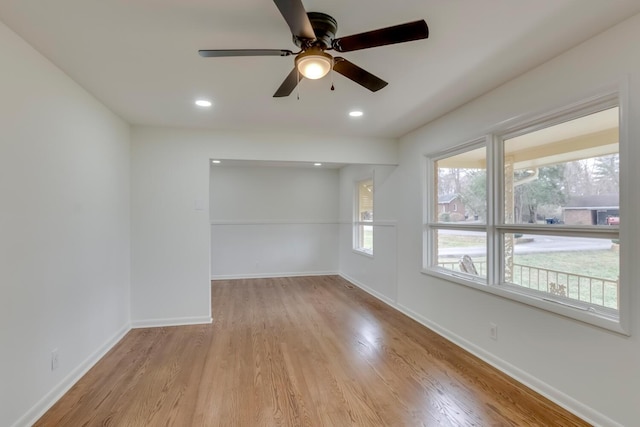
563 194 619 225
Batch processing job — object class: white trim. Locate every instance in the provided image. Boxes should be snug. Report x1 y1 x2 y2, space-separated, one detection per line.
131 316 212 329
352 248 374 258
351 219 396 227
394 303 622 427
339 273 396 305
11 324 131 427
485 83 620 136
616 76 631 336
211 220 339 225
338 275 619 427
374 220 397 227
211 270 339 280
497 92 619 142
421 268 626 335
425 136 488 163
494 224 618 238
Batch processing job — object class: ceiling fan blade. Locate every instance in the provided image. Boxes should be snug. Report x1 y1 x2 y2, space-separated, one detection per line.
333 57 388 92
272 0 315 40
332 20 429 52
273 67 302 97
199 49 294 57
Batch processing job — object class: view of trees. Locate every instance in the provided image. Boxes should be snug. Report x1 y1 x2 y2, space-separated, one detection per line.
437 153 619 223
514 164 566 223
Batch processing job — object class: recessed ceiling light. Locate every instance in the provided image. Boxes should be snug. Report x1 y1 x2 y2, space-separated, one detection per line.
314 163 322 166
211 160 221 164
196 99 212 107
349 110 363 117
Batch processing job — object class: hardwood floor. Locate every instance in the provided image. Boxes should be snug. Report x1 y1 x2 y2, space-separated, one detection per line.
35 276 589 426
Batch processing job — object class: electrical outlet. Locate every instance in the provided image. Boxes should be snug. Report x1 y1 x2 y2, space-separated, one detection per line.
489 323 498 340
51 349 59 371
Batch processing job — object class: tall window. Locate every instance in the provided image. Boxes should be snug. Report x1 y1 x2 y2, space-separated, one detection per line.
431 144 487 278
425 95 623 331
354 178 374 254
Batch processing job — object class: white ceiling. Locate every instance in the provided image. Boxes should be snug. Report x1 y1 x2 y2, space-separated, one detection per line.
1 0 639 139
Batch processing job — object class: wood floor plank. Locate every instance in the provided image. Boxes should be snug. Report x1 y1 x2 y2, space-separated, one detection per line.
35 276 590 426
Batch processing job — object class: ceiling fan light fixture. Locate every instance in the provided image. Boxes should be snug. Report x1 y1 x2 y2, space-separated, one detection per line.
199 1 429 97
295 49 332 80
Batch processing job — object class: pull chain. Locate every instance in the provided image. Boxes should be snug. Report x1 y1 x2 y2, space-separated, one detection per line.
296 68 300 100
330 59 335 91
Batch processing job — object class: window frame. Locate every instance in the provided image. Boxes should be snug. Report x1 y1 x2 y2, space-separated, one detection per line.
423 91 629 334
425 138 490 284
353 176 374 256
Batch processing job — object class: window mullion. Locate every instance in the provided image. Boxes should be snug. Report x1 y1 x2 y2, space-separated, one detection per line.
487 133 501 287
424 157 436 269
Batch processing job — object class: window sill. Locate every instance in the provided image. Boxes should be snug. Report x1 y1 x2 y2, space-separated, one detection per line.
421 268 628 335
353 249 374 259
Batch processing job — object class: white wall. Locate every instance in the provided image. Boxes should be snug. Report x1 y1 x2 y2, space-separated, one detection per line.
384 14 640 426
338 165 398 304
0 21 131 427
6 6 636 426
131 126 395 326
210 165 339 278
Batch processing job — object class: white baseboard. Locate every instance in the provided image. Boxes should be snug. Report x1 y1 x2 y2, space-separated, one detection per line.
338 273 396 306
13 317 212 427
11 323 131 427
13 274 617 427
131 316 213 329
339 276 619 427
211 271 339 280
395 303 621 427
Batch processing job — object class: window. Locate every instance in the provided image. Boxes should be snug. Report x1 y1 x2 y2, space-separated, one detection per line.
425 95 624 332
430 144 488 278
354 178 374 254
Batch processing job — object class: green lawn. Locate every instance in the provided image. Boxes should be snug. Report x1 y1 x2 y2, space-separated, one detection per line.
513 250 618 309
438 249 619 309
514 250 618 281
438 235 618 280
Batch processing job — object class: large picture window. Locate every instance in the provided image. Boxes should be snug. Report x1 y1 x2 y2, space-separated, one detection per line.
354 178 374 254
425 95 623 331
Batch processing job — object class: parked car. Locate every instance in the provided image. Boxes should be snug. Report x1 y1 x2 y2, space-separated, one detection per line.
606 216 620 225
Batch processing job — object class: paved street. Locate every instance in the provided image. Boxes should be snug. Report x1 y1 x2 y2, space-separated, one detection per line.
440 234 614 257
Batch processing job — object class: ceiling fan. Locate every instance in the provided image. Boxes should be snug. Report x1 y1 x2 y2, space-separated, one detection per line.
199 0 429 97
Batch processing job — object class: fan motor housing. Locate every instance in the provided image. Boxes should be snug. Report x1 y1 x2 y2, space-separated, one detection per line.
293 12 337 49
